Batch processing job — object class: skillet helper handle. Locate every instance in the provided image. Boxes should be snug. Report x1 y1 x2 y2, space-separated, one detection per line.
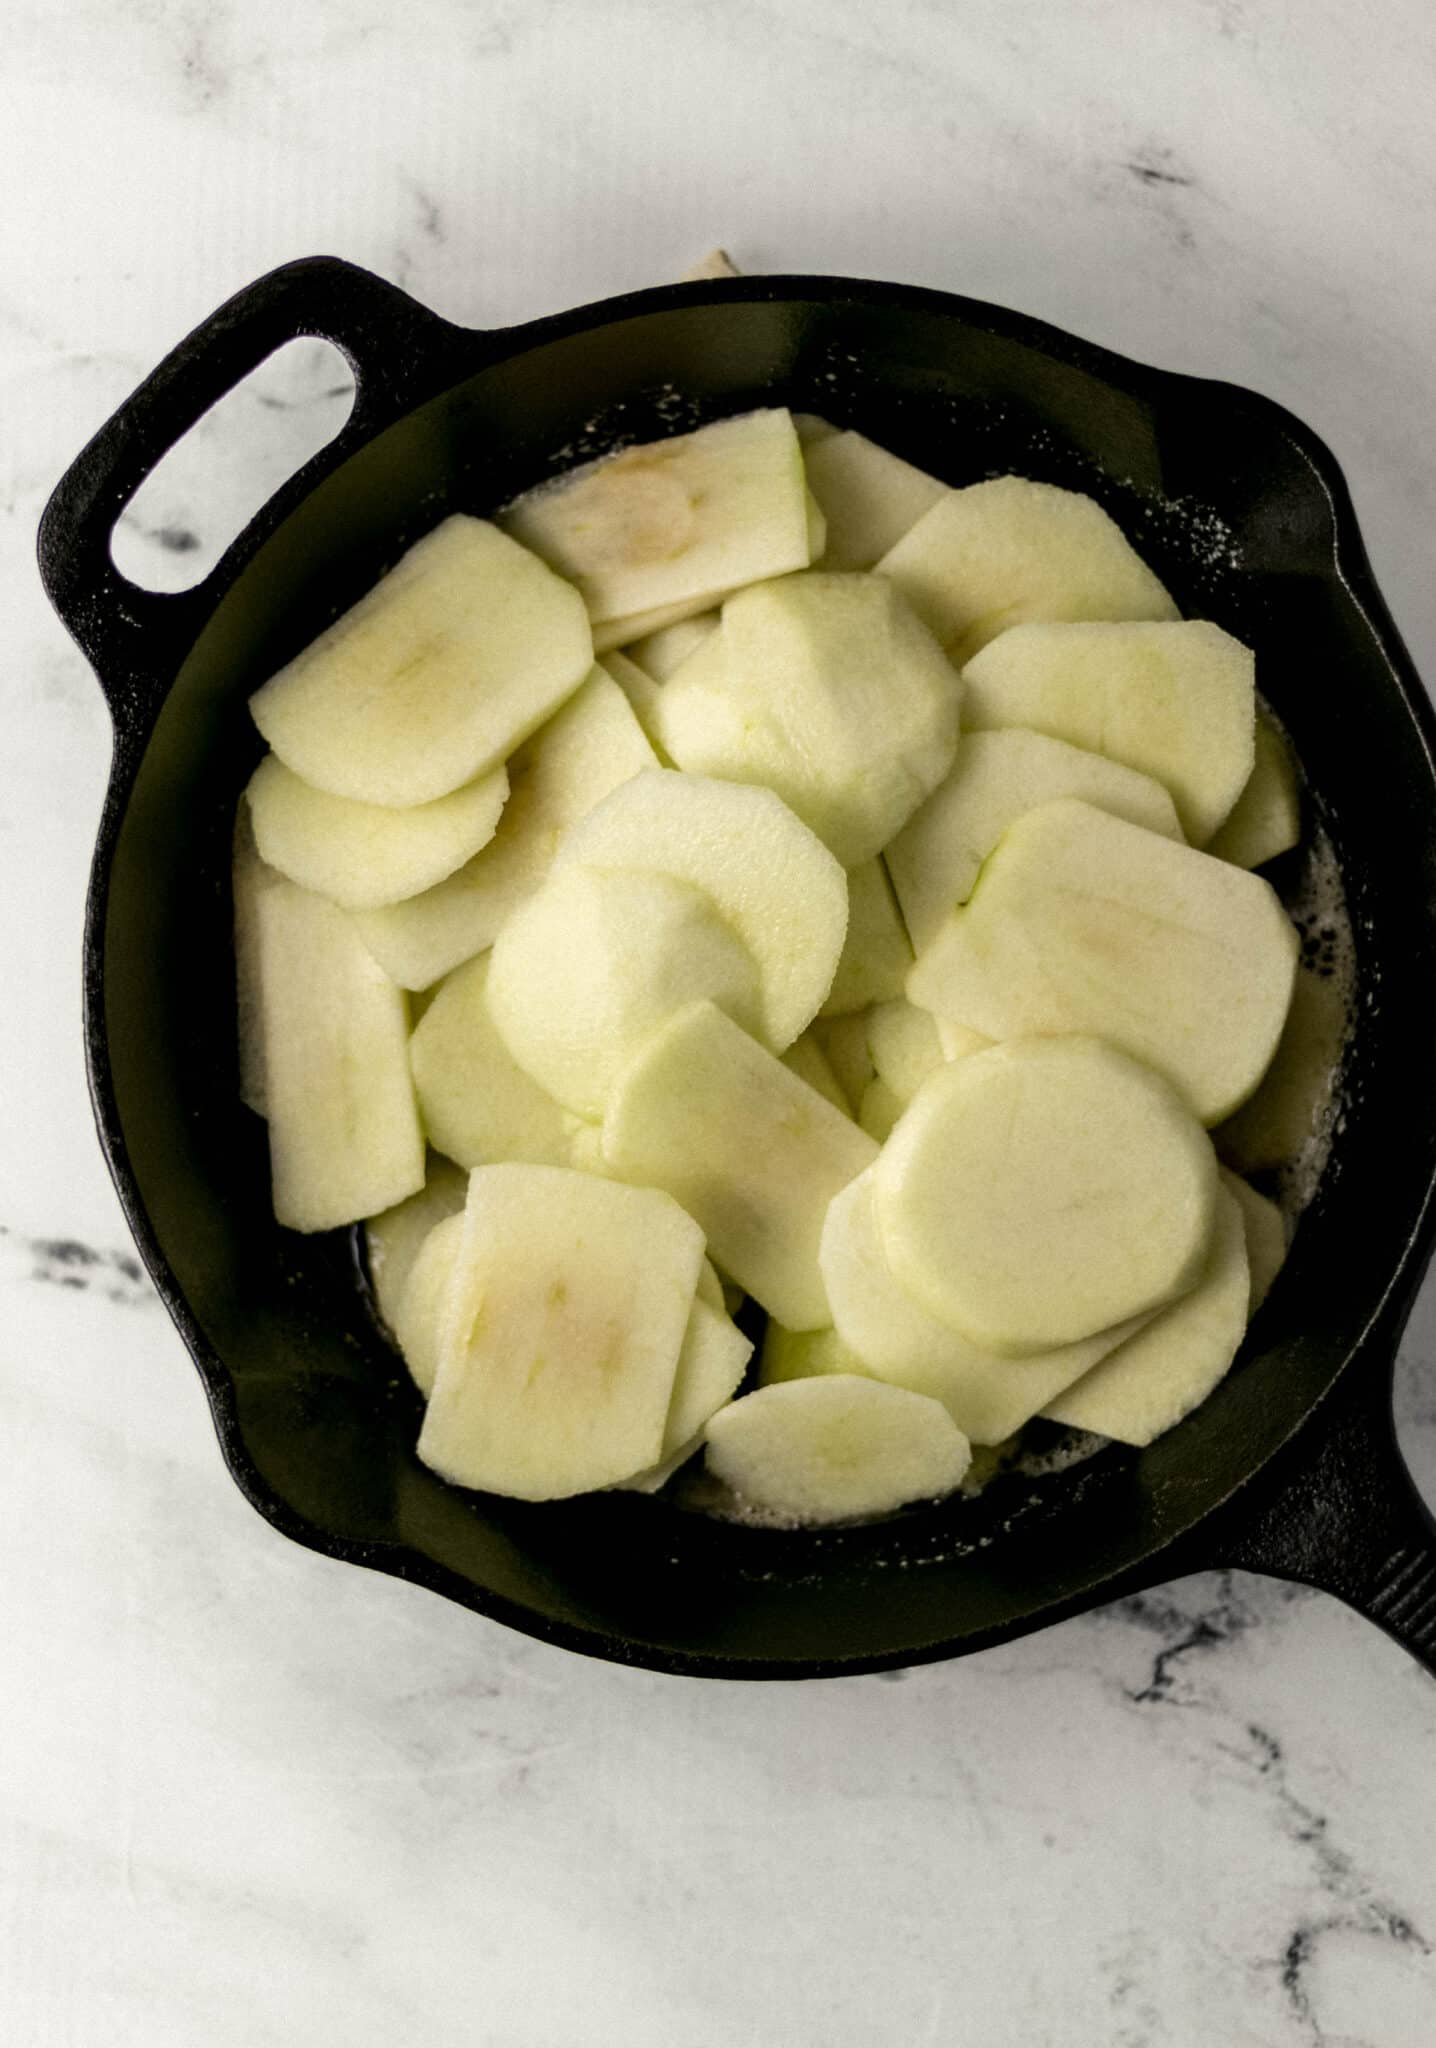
1212 1346 1436 1677
37 255 469 716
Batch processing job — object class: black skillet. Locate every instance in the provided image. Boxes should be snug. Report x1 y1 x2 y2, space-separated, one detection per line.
38 256 1436 1679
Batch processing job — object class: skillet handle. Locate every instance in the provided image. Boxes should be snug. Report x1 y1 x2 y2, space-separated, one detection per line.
37 255 472 719
1210 1343 1436 1677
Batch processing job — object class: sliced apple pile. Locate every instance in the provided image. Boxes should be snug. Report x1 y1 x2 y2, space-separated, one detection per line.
235 396 1334 1525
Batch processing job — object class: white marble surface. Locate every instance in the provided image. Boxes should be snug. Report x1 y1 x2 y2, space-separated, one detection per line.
4 3 1436 2043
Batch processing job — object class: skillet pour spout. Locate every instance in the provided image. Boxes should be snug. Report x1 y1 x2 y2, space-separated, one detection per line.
38 254 1436 1679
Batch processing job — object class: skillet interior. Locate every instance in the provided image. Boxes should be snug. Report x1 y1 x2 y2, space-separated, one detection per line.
90 283 1436 1674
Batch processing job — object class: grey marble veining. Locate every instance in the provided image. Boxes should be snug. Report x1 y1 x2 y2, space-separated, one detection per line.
4 3 1436 2043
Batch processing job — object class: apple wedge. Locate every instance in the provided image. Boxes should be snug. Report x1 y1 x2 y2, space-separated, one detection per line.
876 475 1178 664
704 1377 971 1525
873 1038 1218 1354
960 619 1255 846
906 799 1299 1125
819 857 913 1016
556 769 847 1050
1205 710 1301 869
352 663 655 989
408 953 578 1170
885 726 1184 953
418 1165 704 1499
249 516 593 806
602 1000 878 1328
802 430 946 570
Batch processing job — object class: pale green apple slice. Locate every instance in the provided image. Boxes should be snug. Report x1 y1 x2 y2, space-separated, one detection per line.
907 799 1299 1125
858 1077 905 1141
654 572 960 867
626 611 718 681
233 798 282 1116
781 1030 853 1116
758 1320 868 1387
704 1377 971 1526
803 430 946 570
602 1000 878 1329
866 997 944 1104
250 875 424 1232
877 475 1177 665
501 409 811 627
1221 1167 1287 1310
408 953 579 1169
886 727 1184 953
364 1153 468 1331
249 516 592 806
1042 1184 1249 1445
391 1210 466 1398
556 769 847 1050
1205 711 1301 869
819 858 913 1016
663 1298 754 1454
245 753 509 911
812 1010 876 1112
1215 961 1349 1173
961 620 1255 845
589 650 670 757
874 1038 1218 1355
486 863 762 1118
592 589 743 655
352 664 655 989
419 1165 703 1498
819 1166 1153 1443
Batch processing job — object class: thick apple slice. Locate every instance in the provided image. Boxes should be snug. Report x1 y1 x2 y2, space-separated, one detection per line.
819 858 913 1016
249 516 592 807
1222 1167 1287 1309
391 1210 465 1398
866 998 944 1104
246 753 509 911
603 1000 878 1328
803 430 947 570
819 1165 1153 1442
907 799 1299 1125
418 1165 704 1499
663 1298 754 1455
626 612 718 681
961 620 1254 845
704 1377 971 1525
1205 711 1301 869
877 475 1177 664
1042 1184 1249 1444
486 864 762 1118
874 1038 1217 1354
409 953 578 1169
886 727 1184 953
654 572 961 867
557 769 847 1049
353 664 655 989
364 1153 468 1331
250 875 424 1231
501 409 811 628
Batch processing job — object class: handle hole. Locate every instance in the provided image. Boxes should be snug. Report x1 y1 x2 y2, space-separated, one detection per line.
109 338 356 593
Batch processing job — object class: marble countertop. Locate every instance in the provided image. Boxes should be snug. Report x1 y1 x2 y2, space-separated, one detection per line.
4 3 1436 2042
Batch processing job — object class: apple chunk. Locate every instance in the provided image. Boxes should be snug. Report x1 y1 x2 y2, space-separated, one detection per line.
907 799 1299 1125
603 1000 878 1329
418 1166 704 1499
960 619 1255 846
408 953 578 1170
877 475 1177 664
249 516 592 806
874 1037 1218 1354
704 1377 971 1525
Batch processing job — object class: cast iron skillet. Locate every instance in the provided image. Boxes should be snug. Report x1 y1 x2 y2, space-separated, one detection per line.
38 256 1436 1680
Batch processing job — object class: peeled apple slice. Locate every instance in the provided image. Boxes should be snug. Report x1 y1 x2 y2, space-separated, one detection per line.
704 1377 971 1526
408 953 578 1170
866 998 944 1104
1214 963 1348 1172
501 409 812 627
249 516 593 806
364 1154 468 1331
556 769 847 1050
1222 1167 1287 1310
654 572 961 868
877 475 1177 664
960 620 1255 846
812 1010 876 1112
626 612 718 681
245 753 509 911
858 1078 905 1141
391 1210 465 1398
819 858 913 1016
232 800 281 1116
907 799 1300 1125
1205 711 1301 869
418 1165 704 1499
885 726 1184 953
819 1166 1153 1443
663 1298 754 1456
486 863 763 1118
353 664 655 990
592 590 743 656
1041 1184 1249 1445
874 1037 1218 1355
759 1320 868 1388
803 430 946 571
781 1030 853 1116
249 875 424 1232
602 1000 878 1328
